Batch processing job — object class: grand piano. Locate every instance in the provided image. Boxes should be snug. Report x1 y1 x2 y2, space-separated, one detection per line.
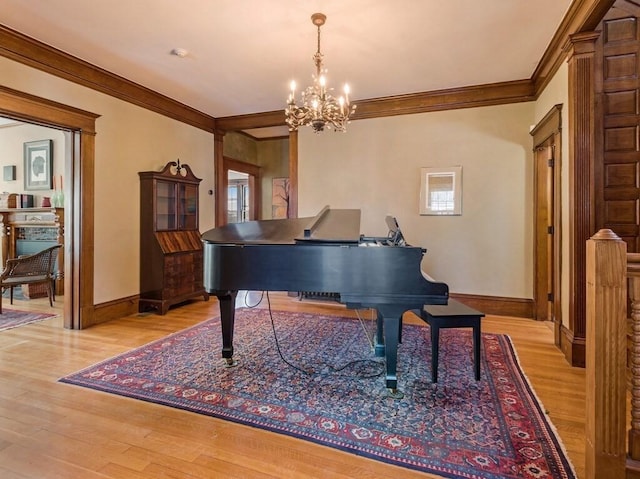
201 206 449 395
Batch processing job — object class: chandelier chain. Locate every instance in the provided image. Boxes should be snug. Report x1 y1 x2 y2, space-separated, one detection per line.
314 23 322 76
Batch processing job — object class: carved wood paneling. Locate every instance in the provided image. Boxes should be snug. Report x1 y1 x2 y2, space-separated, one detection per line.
605 15 638 40
604 53 638 78
604 89 637 114
604 126 637 150
597 6 640 253
605 163 637 186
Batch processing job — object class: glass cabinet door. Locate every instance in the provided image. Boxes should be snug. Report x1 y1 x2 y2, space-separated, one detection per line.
178 183 198 230
156 180 177 230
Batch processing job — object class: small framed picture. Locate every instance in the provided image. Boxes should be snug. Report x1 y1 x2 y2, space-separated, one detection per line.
24 139 53 190
419 166 462 216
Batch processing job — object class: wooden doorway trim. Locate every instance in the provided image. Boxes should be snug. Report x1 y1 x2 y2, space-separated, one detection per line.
214 129 298 226
288 130 298 218
530 104 563 341
0 85 98 329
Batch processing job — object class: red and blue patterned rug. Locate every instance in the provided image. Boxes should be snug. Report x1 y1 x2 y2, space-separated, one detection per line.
60 308 576 478
0 308 56 331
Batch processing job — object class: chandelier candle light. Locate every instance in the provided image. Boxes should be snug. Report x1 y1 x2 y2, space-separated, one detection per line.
285 13 356 133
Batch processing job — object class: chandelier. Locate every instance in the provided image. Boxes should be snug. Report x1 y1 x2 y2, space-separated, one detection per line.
285 13 355 133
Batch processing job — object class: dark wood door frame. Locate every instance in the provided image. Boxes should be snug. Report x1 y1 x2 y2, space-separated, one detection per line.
220 157 261 225
533 144 554 322
0 85 98 329
530 104 563 343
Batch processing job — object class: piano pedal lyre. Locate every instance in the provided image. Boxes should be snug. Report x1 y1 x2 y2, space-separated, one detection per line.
388 389 404 399
224 358 238 368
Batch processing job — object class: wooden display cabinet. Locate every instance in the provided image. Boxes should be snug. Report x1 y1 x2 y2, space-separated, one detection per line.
139 160 209 314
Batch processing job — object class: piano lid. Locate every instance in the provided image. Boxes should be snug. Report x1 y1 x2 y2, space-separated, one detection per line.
201 207 361 245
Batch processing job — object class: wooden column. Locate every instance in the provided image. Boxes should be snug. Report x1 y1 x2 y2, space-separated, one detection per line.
586 228 627 479
288 129 298 218
0 212 8 268
564 31 600 367
214 130 226 226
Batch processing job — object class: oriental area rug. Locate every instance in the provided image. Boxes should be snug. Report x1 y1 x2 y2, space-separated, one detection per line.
60 308 576 479
0 308 56 331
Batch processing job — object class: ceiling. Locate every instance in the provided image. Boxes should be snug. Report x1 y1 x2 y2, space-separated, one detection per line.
1 1 572 138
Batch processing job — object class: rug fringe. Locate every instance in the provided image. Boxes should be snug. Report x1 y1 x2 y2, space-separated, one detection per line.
502 335 579 477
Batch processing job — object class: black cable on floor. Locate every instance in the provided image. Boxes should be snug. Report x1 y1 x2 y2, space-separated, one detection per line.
243 290 264 308
264 291 385 379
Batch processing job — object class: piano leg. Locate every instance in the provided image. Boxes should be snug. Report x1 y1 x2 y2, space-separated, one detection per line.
216 290 238 366
376 306 405 399
374 310 404 355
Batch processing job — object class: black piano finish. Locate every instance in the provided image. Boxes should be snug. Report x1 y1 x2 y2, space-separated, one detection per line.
201 207 449 393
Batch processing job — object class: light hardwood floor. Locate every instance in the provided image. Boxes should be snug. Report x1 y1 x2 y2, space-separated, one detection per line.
0 293 585 478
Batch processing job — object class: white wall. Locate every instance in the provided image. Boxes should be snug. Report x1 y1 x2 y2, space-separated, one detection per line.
0 122 65 204
299 102 536 299
1 56 216 304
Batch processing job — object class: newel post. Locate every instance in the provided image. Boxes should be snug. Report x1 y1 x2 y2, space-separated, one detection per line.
586 229 627 479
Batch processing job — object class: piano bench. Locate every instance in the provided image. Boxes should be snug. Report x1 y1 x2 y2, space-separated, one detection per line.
419 300 485 383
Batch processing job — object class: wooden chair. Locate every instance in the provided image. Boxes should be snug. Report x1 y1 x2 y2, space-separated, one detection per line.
0 244 62 313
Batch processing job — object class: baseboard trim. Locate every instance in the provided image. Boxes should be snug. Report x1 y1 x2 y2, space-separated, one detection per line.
89 295 139 327
449 293 534 319
88 292 533 327
559 324 585 368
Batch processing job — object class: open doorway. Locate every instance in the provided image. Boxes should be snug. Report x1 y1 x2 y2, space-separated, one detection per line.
228 170 250 223
0 116 66 316
214 129 294 227
1 85 98 329
220 156 261 225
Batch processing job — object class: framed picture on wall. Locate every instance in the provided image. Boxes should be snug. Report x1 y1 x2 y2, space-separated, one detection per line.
272 177 290 219
419 166 462 215
24 139 53 190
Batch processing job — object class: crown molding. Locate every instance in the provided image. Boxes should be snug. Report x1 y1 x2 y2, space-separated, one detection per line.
352 80 536 119
215 80 536 130
532 0 614 95
215 110 285 131
0 24 215 133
